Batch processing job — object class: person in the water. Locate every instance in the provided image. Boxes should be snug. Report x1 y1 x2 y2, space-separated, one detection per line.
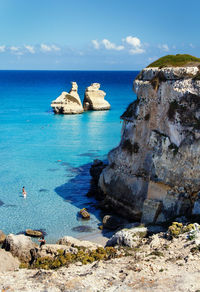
22 186 27 198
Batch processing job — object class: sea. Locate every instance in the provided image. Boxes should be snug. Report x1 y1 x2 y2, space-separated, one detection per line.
0 70 138 243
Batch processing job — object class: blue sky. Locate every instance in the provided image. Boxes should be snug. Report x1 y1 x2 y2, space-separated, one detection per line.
0 0 199 70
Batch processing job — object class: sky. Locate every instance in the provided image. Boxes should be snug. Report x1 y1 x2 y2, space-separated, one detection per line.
0 0 200 70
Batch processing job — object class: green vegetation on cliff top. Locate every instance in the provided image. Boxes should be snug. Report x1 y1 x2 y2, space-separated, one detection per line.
147 54 200 68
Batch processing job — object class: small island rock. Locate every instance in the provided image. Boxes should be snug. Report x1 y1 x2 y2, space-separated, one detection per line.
51 82 84 114
83 83 111 111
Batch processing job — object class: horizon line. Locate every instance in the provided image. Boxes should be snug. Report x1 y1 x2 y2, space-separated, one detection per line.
0 69 141 72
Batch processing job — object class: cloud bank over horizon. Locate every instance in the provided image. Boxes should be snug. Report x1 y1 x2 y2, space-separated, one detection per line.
0 0 199 70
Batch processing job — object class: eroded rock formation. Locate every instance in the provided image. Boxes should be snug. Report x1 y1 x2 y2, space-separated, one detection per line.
99 64 200 223
51 82 84 114
83 83 111 111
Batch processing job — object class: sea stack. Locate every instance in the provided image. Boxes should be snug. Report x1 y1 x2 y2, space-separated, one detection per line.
99 54 200 224
51 82 84 114
83 83 111 111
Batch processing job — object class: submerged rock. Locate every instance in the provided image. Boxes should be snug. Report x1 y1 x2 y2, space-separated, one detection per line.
83 83 110 111
72 226 95 233
25 229 43 237
51 82 84 114
99 55 200 224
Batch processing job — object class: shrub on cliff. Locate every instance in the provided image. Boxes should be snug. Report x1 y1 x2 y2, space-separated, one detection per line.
147 54 200 68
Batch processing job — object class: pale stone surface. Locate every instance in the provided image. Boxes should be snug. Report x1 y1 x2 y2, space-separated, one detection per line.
36 244 78 258
57 236 103 250
99 66 200 223
1 228 200 291
83 83 111 111
0 249 19 272
2 234 38 263
51 82 84 114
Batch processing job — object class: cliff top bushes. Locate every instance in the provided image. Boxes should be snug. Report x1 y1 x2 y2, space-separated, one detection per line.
147 54 200 68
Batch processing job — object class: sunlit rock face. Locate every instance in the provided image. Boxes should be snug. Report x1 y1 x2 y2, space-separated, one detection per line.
83 83 111 111
99 66 200 223
51 82 84 114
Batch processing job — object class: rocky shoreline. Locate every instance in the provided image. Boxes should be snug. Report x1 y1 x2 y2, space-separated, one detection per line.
0 221 200 291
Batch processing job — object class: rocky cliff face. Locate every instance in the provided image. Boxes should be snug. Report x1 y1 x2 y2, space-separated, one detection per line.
99 66 200 223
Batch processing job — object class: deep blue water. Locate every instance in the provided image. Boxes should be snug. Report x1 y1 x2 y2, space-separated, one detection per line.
0 70 138 242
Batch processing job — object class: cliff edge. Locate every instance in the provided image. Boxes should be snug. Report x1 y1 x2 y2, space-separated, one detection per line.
99 54 200 224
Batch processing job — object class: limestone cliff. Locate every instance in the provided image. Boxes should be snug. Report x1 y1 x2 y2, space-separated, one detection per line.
99 62 200 223
51 82 84 114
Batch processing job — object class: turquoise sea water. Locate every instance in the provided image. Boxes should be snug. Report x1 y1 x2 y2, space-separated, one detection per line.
0 70 138 242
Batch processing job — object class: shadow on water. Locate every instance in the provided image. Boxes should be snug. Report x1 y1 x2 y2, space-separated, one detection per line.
54 162 107 232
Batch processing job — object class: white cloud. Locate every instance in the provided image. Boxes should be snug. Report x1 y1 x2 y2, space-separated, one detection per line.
158 44 169 52
102 39 124 51
24 45 35 54
125 36 141 47
92 40 100 49
0 45 5 52
189 43 195 48
10 46 24 55
40 44 52 52
124 36 145 54
51 44 60 51
10 46 19 52
41 43 61 52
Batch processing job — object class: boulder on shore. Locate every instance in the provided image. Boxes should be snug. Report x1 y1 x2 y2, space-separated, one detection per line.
79 208 90 219
57 236 103 250
102 215 128 230
2 234 38 263
51 82 84 114
83 83 111 111
106 225 147 248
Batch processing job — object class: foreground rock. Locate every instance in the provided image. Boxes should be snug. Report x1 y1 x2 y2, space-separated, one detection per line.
99 55 200 223
0 249 19 272
2 234 38 263
106 225 147 247
83 83 111 111
51 82 84 114
1 224 200 291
